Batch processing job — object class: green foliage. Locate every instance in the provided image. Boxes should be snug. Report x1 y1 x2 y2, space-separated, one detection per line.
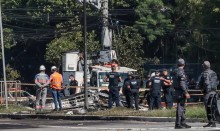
0 104 30 113
2 0 220 81
45 30 99 65
4 28 16 49
114 26 144 73
5 64 21 80
87 30 100 53
45 34 82 65
135 0 174 42
87 105 206 118
45 16 99 65
185 105 206 118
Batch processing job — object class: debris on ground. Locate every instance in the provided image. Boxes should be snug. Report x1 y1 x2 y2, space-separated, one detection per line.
43 90 148 113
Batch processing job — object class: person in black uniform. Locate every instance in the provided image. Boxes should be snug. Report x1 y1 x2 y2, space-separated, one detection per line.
104 66 122 108
149 70 163 110
162 69 174 109
175 58 191 129
125 75 140 110
136 75 142 89
122 72 132 108
69 75 78 95
198 61 219 127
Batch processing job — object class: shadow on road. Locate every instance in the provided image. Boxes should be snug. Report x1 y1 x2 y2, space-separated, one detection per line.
0 124 39 129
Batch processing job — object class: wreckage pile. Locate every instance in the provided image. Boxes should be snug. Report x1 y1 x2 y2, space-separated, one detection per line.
44 90 147 113
45 90 111 111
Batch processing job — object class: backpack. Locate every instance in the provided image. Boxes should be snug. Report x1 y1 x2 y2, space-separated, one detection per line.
209 71 219 89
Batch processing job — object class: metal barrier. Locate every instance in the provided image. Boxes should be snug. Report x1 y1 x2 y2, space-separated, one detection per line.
0 81 21 105
13 83 215 109
19 83 208 96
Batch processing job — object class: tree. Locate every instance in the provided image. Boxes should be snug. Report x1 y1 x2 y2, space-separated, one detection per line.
135 0 174 42
5 64 21 80
114 26 144 74
45 17 100 65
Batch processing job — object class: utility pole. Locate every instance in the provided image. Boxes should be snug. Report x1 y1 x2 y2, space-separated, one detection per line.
101 0 112 49
0 1 8 109
83 0 88 109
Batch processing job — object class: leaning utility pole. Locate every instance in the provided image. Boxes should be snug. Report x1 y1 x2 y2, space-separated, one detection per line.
101 0 112 49
0 1 8 109
83 0 88 109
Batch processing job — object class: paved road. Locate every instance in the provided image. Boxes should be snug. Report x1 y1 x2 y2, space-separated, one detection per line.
0 118 220 131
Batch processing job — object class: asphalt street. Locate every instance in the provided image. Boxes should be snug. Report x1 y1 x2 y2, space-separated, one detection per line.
0 119 220 131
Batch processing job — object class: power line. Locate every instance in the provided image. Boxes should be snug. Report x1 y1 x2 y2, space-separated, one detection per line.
3 24 54 31
190 42 220 53
3 8 82 11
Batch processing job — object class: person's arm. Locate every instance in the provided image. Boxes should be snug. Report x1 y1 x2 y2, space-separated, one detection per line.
34 74 42 87
178 71 190 98
104 73 109 82
43 74 50 87
49 74 53 82
49 74 53 88
125 81 130 89
161 77 172 86
148 78 153 87
75 80 78 86
119 76 122 82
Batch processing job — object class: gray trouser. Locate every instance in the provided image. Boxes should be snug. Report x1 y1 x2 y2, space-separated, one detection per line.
204 91 216 123
36 87 47 109
175 98 186 125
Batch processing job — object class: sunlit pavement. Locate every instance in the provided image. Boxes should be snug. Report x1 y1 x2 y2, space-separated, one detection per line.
0 119 220 131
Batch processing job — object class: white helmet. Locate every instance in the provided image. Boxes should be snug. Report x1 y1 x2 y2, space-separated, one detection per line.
39 65 46 71
51 66 57 71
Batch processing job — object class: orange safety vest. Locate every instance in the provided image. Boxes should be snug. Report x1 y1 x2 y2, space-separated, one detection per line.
50 72 63 90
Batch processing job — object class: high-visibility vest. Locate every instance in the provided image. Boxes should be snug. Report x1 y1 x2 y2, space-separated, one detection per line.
50 72 63 90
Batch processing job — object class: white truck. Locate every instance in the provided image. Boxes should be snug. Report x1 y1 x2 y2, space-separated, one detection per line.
62 50 137 89
62 51 89 93
90 66 137 88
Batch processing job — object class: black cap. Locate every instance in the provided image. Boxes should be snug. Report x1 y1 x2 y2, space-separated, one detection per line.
155 70 160 73
162 68 168 71
131 75 136 79
69 74 74 77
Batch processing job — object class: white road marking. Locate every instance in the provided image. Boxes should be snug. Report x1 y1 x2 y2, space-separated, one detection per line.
44 125 220 130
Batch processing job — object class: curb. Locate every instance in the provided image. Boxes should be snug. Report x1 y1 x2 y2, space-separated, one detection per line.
0 113 206 123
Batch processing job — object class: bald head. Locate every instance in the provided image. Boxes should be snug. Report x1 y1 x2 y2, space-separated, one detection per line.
177 58 185 67
203 61 211 69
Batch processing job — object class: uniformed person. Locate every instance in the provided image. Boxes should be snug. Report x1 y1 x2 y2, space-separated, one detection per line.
69 75 78 95
198 61 219 127
122 72 132 108
104 66 122 108
126 75 140 110
174 58 191 129
162 69 174 109
149 70 163 110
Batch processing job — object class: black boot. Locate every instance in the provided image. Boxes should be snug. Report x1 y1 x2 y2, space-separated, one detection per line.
203 122 216 127
175 124 185 129
181 123 191 128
